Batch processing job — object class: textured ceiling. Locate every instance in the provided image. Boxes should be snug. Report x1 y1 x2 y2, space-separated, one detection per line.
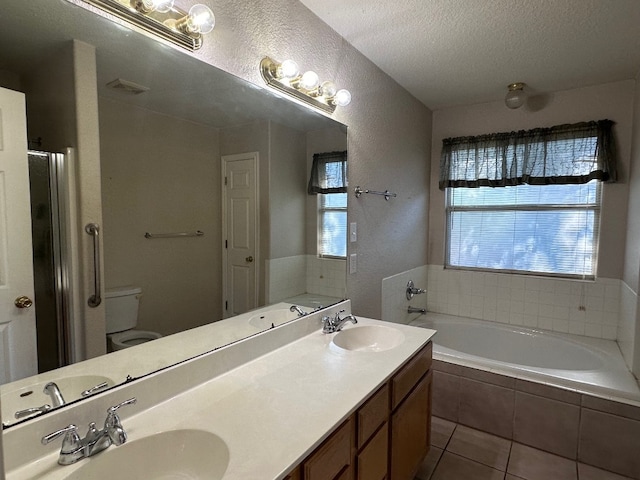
299 0 640 110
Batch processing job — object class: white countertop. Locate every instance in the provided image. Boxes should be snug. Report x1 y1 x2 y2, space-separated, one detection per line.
5 312 435 480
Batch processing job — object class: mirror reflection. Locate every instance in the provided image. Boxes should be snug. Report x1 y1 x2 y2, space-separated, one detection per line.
0 0 347 427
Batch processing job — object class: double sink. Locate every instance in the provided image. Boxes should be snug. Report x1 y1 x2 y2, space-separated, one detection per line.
5 305 418 480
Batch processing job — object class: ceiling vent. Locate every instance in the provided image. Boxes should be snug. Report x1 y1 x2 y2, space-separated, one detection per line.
106 78 150 95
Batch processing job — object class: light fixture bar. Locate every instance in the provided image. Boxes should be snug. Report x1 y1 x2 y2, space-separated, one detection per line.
260 57 336 114
81 0 203 51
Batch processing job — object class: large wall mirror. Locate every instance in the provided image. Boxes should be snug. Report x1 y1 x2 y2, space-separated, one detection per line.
0 0 347 427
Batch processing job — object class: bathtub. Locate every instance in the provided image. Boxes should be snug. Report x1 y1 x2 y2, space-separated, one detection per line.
409 312 640 404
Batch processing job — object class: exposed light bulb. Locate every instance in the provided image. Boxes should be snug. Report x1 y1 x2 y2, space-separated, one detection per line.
505 82 527 109
277 60 299 80
299 71 320 91
184 4 215 34
333 89 352 107
320 81 337 99
134 0 175 13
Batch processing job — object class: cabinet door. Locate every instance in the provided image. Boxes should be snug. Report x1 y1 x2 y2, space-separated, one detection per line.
357 422 388 480
304 419 353 480
390 371 432 480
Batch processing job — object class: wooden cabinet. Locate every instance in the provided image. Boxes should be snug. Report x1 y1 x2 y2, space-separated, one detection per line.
291 342 432 480
390 342 432 480
303 419 354 480
390 371 432 480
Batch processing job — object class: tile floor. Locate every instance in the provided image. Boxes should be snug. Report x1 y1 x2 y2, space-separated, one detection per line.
415 417 635 480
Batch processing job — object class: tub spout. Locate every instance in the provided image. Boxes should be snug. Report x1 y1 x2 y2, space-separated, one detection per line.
408 306 426 314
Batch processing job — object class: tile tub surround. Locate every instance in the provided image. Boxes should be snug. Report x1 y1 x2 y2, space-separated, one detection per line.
431 360 640 479
4 308 436 479
427 265 623 341
417 418 637 480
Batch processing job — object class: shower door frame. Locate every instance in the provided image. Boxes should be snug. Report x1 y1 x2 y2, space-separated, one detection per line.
28 150 73 370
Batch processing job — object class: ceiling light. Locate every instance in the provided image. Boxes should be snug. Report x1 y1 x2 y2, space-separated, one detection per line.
505 82 527 109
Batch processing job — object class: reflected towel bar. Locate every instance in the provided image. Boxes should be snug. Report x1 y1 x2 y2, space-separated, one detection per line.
354 186 397 201
144 230 205 239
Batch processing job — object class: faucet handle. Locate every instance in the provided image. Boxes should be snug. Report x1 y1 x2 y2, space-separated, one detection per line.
41 424 81 451
105 398 136 446
107 397 137 416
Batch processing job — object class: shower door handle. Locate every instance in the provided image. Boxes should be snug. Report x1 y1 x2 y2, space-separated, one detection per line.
85 223 102 308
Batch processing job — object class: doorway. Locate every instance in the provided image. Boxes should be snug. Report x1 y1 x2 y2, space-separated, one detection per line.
221 152 259 318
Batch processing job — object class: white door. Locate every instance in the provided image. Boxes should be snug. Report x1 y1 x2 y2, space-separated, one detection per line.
0 87 37 383
222 153 258 318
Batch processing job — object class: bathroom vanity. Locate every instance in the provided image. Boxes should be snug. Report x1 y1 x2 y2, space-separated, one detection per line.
3 302 435 480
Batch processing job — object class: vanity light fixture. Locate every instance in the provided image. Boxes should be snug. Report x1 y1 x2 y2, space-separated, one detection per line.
260 57 352 114
80 0 215 51
505 82 527 109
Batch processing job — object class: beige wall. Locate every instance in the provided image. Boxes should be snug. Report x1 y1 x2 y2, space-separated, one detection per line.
624 76 640 376
270 122 307 259
100 97 221 336
429 80 635 280
21 40 104 360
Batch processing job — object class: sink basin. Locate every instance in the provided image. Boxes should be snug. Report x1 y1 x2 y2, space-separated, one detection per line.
249 308 297 328
1 375 113 425
332 325 405 352
63 429 229 480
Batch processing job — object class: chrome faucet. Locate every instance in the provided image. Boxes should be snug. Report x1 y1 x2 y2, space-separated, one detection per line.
14 404 52 420
44 382 66 407
41 398 136 465
407 306 426 314
406 280 426 300
322 310 358 333
289 305 307 316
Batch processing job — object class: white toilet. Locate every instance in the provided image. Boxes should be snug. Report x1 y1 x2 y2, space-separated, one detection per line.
105 286 162 351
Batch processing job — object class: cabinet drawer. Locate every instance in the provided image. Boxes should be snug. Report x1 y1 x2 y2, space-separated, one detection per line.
357 422 388 480
304 418 353 480
391 342 432 410
357 383 389 449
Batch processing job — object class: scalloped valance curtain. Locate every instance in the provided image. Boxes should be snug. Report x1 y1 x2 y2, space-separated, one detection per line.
439 120 618 190
308 150 348 194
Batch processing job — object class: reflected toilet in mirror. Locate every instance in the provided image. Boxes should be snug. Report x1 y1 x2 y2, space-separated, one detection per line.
105 287 162 351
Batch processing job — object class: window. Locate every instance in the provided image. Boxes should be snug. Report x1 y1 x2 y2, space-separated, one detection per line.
440 120 617 278
319 193 347 257
308 150 348 258
446 181 601 277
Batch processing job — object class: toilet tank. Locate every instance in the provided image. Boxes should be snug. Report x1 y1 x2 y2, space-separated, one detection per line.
105 286 142 334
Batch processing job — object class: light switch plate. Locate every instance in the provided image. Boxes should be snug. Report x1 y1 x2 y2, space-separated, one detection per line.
350 253 357 274
350 222 357 242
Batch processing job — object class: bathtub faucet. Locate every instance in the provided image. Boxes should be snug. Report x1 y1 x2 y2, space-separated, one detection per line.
406 280 426 300
407 306 426 314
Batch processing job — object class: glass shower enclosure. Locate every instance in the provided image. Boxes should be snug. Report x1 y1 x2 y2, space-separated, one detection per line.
27 150 71 373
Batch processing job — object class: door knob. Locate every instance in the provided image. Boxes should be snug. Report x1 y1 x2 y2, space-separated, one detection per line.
14 296 33 309
245 256 254 263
